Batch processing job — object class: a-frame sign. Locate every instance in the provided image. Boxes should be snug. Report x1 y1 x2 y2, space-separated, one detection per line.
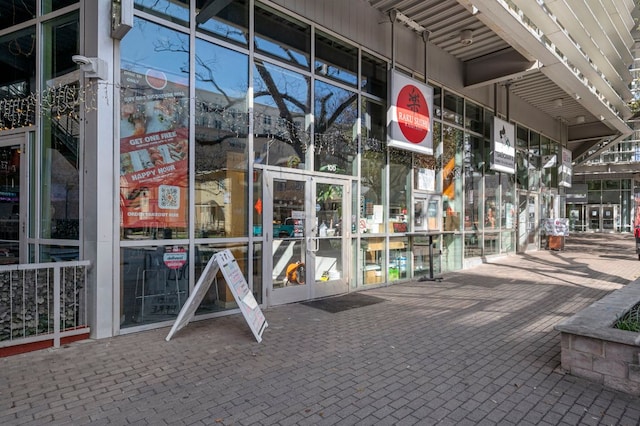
166 249 268 342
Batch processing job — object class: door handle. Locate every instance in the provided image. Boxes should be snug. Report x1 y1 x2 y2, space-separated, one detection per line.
307 236 319 253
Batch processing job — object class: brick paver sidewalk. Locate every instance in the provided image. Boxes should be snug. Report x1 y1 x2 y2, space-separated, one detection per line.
2 233 640 425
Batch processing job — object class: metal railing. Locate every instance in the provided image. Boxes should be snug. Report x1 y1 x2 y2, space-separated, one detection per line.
0 260 91 350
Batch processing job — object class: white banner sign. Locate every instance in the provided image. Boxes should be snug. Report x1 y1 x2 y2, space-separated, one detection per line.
491 117 515 174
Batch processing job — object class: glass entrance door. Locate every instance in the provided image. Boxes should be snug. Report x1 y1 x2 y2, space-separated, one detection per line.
264 171 349 306
0 134 26 264
517 192 538 252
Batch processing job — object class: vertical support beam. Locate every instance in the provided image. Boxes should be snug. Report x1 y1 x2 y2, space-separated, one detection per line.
53 267 60 348
82 0 116 338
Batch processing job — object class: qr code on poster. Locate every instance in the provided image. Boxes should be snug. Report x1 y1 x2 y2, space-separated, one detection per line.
158 185 180 209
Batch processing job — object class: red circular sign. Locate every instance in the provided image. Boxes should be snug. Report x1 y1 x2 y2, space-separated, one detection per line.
164 247 187 269
396 85 430 143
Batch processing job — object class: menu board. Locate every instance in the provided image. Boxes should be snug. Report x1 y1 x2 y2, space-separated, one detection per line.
166 249 267 343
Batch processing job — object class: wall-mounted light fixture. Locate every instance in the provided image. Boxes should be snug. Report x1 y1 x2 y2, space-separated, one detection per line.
390 10 426 33
72 55 107 80
111 0 133 40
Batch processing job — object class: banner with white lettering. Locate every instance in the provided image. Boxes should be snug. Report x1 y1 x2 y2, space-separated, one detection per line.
491 117 515 174
388 70 433 155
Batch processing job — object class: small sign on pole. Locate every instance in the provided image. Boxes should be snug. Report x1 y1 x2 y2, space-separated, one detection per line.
166 249 268 342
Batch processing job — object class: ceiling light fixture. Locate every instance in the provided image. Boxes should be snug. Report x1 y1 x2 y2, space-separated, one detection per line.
576 115 585 124
459 29 473 46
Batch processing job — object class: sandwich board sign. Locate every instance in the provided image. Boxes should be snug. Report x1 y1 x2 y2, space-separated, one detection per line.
166 249 268 342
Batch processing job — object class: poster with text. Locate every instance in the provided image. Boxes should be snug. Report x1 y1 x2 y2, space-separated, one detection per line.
120 68 189 229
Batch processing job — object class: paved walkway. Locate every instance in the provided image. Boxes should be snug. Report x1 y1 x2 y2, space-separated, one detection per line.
3 234 640 425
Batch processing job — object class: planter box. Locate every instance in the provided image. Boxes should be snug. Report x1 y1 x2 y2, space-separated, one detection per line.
555 280 640 395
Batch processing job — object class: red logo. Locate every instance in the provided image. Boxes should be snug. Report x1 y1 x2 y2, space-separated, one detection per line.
396 85 430 143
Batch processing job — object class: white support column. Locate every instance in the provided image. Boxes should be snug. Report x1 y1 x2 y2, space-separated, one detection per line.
82 0 116 339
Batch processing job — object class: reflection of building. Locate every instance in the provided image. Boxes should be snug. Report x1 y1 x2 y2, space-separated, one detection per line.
0 1 637 346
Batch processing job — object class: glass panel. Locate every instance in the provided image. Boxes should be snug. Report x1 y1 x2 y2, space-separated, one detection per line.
253 61 310 168
465 100 482 134
484 174 499 230
253 169 263 237
194 243 251 313
195 39 248 238
361 99 385 234
254 2 310 69
443 125 462 232
443 91 463 126
41 12 79 240
314 80 357 175
361 236 384 284
0 1 35 29
196 0 248 46
315 30 357 87
0 145 20 263
389 148 410 231
433 86 442 119
134 0 189 26
120 18 190 240
272 178 306 288
361 52 386 98
528 132 540 191
463 134 481 232
120 245 189 327
315 182 343 282
502 174 516 230
39 244 79 261
0 26 37 129
414 153 436 192
389 236 409 281
42 0 77 14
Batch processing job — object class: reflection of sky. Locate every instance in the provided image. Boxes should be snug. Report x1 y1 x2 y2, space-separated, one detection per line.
195 38 248 97
134 0 189 23
122 18 189 85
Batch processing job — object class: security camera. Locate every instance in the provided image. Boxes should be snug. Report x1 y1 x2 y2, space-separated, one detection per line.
71 55 107 80
72 55 92 66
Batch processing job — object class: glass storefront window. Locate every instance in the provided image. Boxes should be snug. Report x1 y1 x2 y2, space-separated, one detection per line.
361 51 386 98
120 245 189 327
414 153 436 192
315 30 357 87
463 134 482 233
443 91 463 126
195 39 248 238
0 1 35 29
120 18 190 240
0 26 37 129
442 125 462 232
502 174 516 230
433 86 442 119
253 61 310 168
465 100 483 134
360 99 385 234
41 12 79 241
389 148 410 232
389 236 409 281
135 0 189 26
484 174 499 230
254 2 310 69
528 132 541 191
361 236 385 284
42 0 77 14
196 0 248 46
314 80 357 175
195 243 252 313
